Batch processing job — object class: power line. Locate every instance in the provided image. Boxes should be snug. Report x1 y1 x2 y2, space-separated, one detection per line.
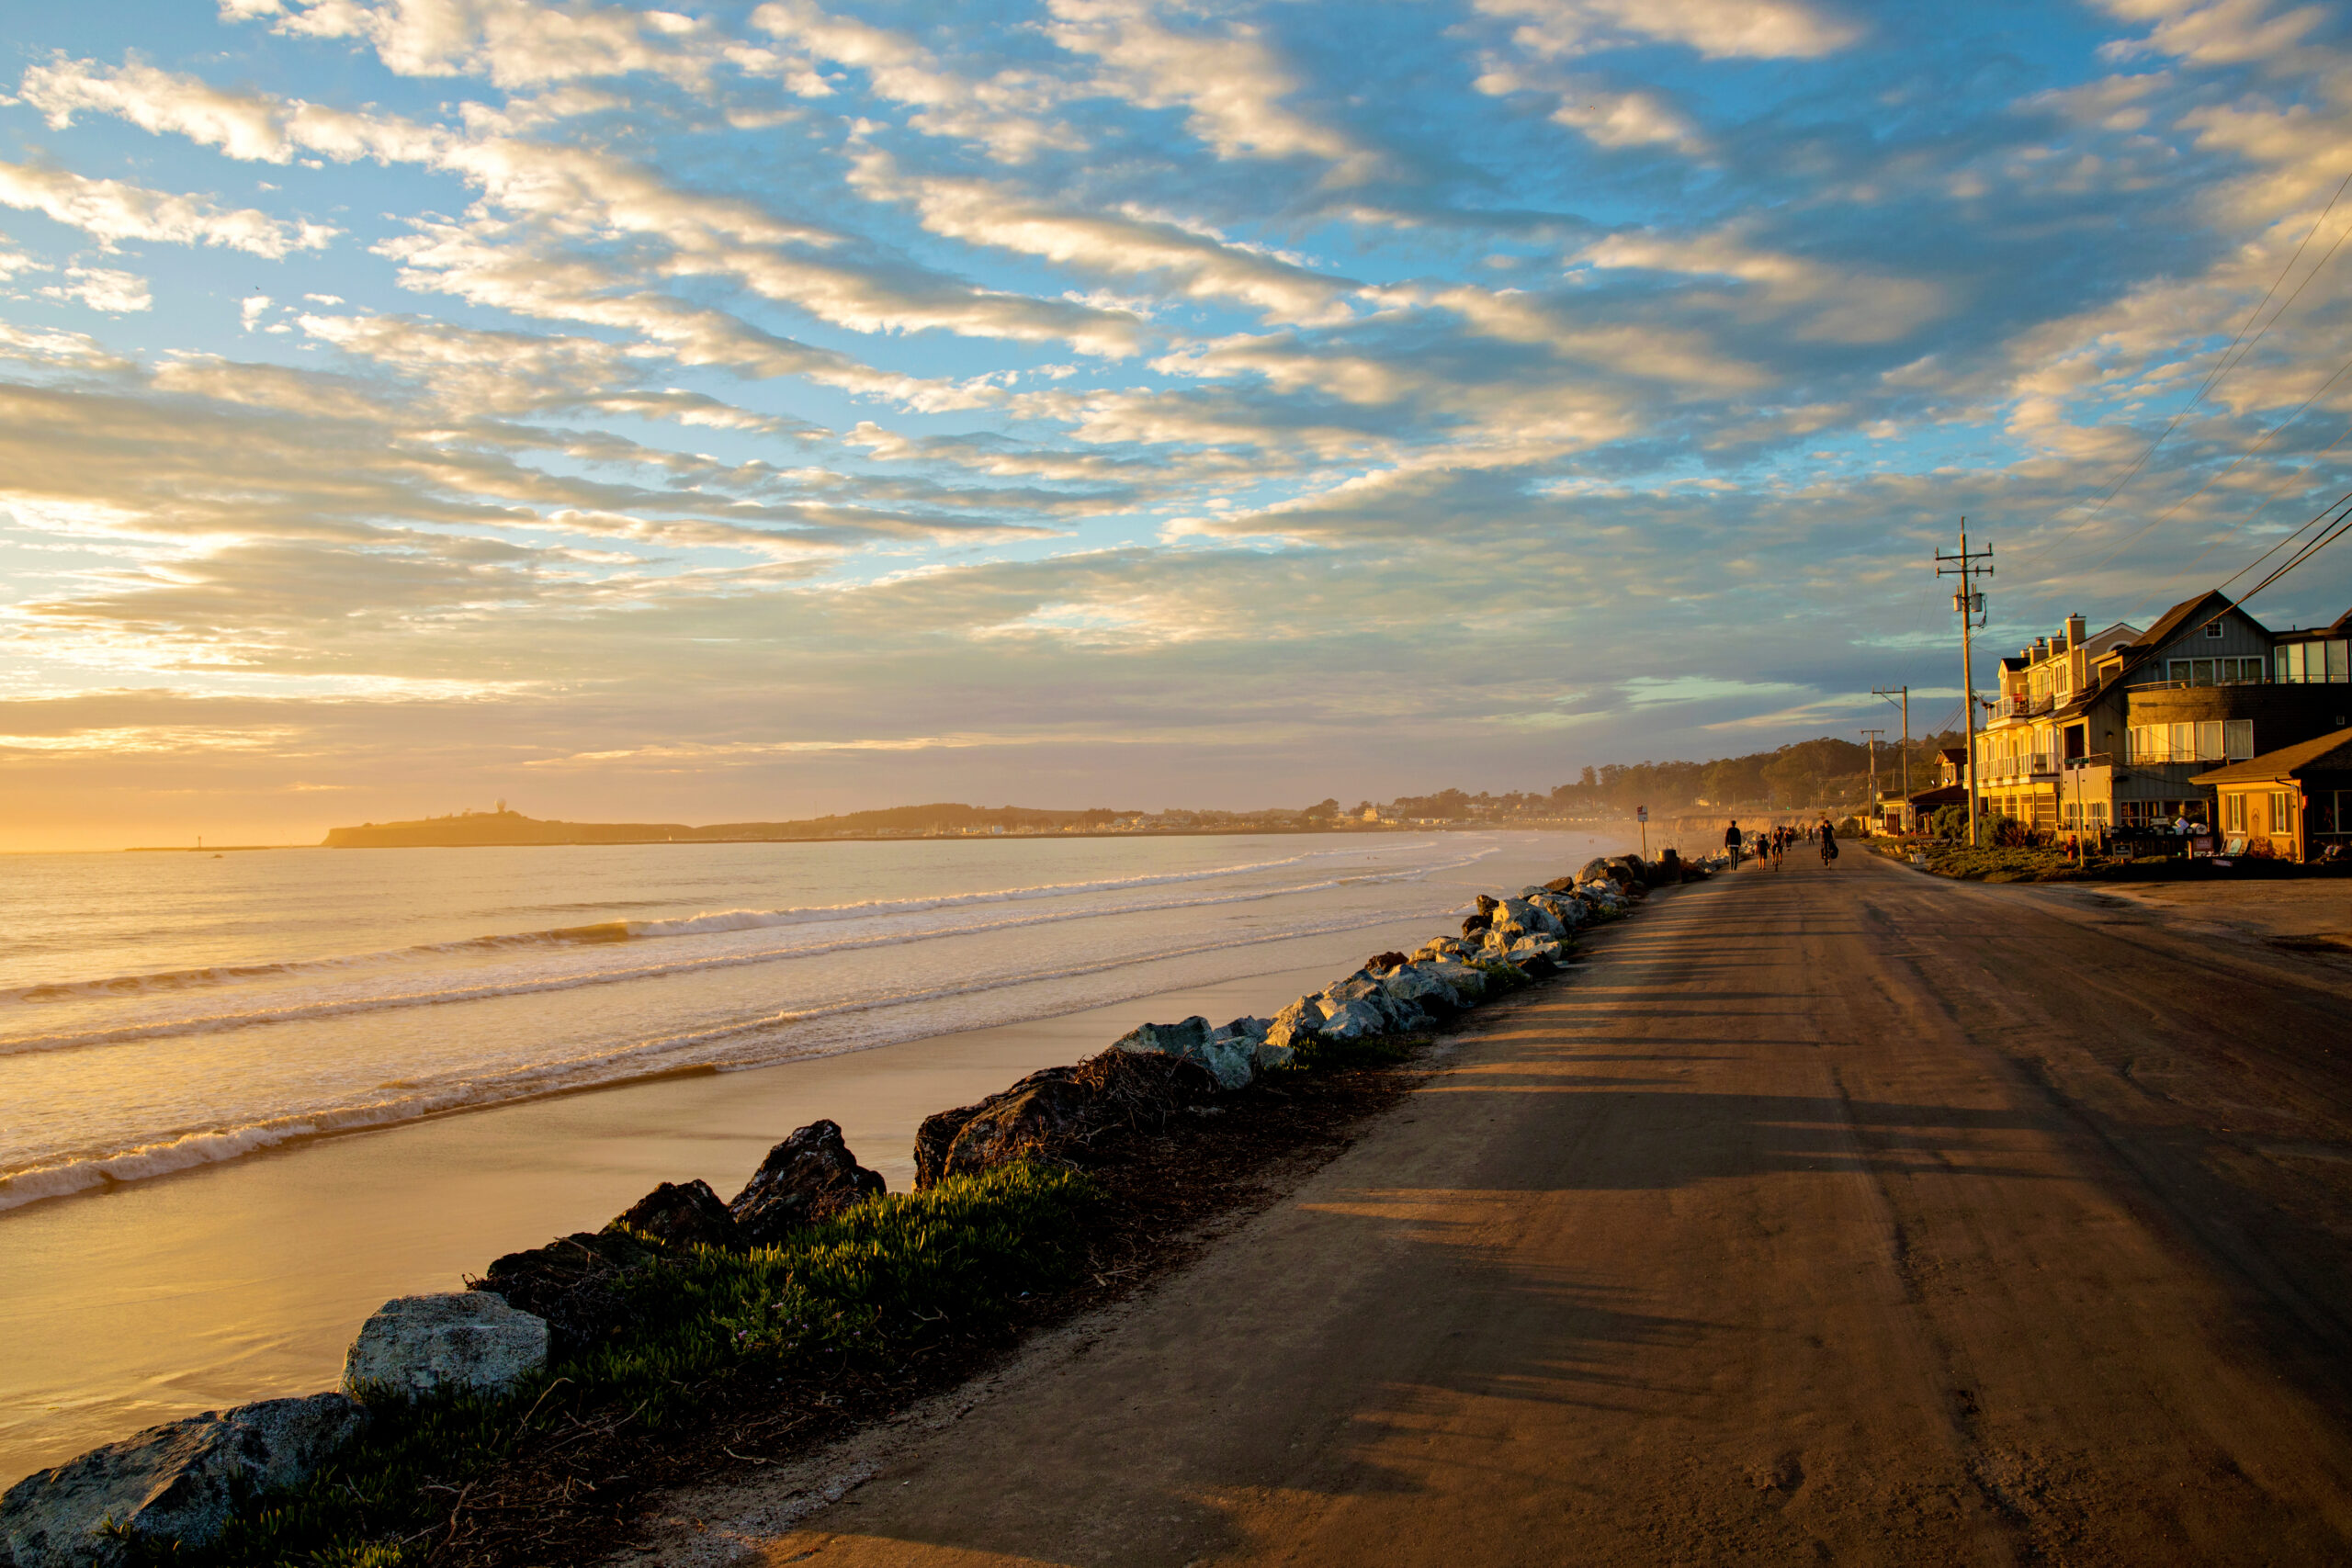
2072 344 2352 581
2166 409 2352 587
2014 166 2352 572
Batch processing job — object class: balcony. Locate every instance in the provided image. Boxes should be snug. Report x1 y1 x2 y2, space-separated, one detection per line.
1978 751 2056 782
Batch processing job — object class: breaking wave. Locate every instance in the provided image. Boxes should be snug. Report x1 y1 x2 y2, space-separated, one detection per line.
0 847 1492 1060
0 844 1430 1008
0 898 1454 1213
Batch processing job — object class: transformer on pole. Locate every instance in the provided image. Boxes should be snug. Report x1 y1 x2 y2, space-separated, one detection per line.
1934 522 1994 847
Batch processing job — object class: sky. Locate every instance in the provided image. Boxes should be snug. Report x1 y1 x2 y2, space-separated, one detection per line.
1 0 2350 849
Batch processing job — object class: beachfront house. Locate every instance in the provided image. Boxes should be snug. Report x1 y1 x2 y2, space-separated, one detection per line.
2190 724 2352 862
1970 591 2352 833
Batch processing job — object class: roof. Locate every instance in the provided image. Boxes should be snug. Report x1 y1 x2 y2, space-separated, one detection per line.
2189 724 2352 786
2052 592 2255 722
2277 606 2352 641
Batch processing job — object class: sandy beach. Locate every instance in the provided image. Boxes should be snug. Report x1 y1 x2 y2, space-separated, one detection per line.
0 908 1472 1488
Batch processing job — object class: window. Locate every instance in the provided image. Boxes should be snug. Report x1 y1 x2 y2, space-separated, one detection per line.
2206 620 2225 637
2225 719 2253 760
2225 794 2246 832
2271 792 2296 836
2278 639 2352 682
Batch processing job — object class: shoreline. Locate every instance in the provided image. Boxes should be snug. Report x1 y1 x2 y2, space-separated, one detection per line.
0 906 1524 1490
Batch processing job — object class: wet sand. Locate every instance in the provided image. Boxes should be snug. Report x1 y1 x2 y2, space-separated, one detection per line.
0 912 1463 1489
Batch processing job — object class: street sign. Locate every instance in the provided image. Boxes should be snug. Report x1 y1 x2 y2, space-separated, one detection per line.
1635 806 1648 821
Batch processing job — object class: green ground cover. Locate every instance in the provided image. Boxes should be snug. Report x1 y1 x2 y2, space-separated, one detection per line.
130 1162 1098 1568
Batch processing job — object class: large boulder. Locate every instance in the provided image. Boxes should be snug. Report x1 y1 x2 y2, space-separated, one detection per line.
1507 935 1566 973
1 1394 367 1568
1113 1015 1257 1090
1317 997 1388 1041
612 1178 737 1249
1262 997 1326 1054
1543 875 1577 894
471 1229 655 1358
1380 966 1456 1013
729 1120 886 1245
1419 959 1487 1002
1322 975 1424 1032
917 1051 1216 1188
344 1293 548 1400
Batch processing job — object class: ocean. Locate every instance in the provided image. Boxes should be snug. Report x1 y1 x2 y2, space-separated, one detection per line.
1 829 1617 1483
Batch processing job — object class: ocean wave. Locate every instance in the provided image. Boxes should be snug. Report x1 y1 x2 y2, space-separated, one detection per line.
0 897 1459 1214
0 850 1492 1059
0 841 1451 1007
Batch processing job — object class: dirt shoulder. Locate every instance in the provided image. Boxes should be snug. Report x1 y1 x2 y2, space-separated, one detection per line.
671 853 2352 1568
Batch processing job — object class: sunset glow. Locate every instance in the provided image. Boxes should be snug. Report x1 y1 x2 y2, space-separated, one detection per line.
3 0 2350 848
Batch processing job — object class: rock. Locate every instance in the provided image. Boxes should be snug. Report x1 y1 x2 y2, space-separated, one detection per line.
1317 997 1388 1041
1508 935 1565 970
930 1051 1216 1184
1380 966 1456 1012
1576 858 1616 886
1263 998 1326 1052
1 1394 367 1568
914 1098 986 1190
1474 893 1500 914
1500 897 1563 937
1363 950 1410 974
1461 912 1493 940
1544 875 1577 894
1419 960 1487 1001
472 1229 655 1357
612 1178 736 1249
1113 1015 1258 1090
729 1120 887 1245
344 1293 548 1399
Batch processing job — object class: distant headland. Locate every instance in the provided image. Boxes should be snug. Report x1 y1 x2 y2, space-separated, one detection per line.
319 798 1599 849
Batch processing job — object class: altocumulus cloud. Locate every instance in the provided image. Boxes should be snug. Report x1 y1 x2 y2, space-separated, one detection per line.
1 0 2351 846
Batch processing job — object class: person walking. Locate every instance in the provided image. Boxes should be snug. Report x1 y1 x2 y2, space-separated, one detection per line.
1817 815 1838 867
1771 826 1786 870
1724 818 1744 868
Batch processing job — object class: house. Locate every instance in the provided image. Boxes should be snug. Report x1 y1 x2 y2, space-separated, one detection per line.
1971 591 2352 831
2190 725 2352 862
1891 747 1970 833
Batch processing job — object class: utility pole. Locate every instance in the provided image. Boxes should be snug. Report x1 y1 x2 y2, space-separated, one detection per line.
1872 684 1911 813
1860 728 1884 822
1935 522 1994 847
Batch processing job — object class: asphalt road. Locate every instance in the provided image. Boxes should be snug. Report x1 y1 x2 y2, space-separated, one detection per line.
705 850 2352 1566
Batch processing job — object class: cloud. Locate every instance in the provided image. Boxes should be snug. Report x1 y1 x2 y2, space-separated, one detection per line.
6 0 2352 848
222 0 726 88
1579 227 1951 344
1471 60 1706 153
847 148 1355 325
1474 0 1862 61
1043 0 1380 180
39 266 152 313
0 162 337 256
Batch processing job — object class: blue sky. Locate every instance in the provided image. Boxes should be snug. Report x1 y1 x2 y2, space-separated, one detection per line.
0 0 2348 846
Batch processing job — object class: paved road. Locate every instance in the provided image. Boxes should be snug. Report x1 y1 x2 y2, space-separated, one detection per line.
719 851 2352 1566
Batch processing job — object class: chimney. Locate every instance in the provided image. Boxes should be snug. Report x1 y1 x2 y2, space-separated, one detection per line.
2065 613 2086 649
2032 637 2049 661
